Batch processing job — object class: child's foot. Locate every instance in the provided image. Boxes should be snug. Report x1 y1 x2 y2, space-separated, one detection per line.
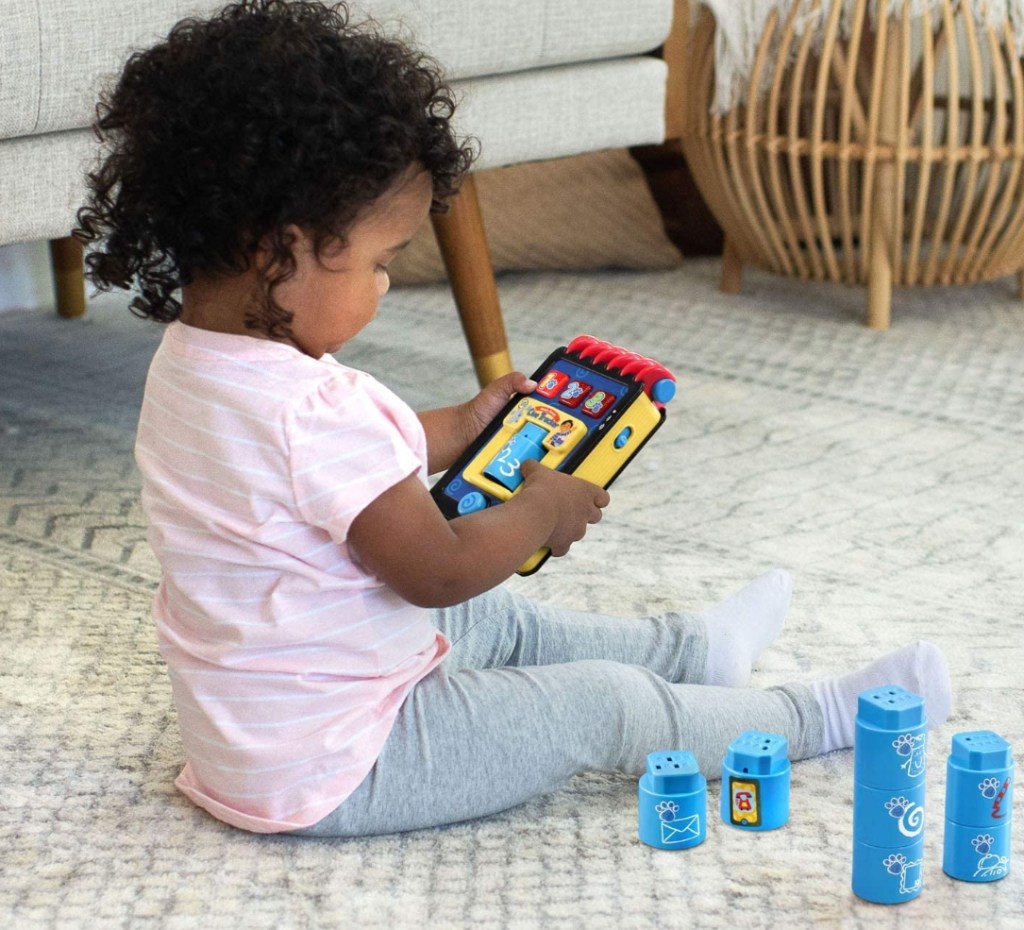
810 640 952 754
702 569 792 687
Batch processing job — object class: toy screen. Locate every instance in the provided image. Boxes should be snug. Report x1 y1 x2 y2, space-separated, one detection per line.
435 356 633 517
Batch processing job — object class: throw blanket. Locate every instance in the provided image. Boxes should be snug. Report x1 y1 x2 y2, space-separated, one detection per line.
695 0 1024 112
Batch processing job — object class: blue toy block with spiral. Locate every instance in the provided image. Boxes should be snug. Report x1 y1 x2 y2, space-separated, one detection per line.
851 685 928 904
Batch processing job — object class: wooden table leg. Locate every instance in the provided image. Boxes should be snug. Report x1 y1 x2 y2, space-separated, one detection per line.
720 236 743 294
866 17 899 331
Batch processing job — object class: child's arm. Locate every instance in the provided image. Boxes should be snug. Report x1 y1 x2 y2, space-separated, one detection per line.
348 458 609 608
416 371 535 475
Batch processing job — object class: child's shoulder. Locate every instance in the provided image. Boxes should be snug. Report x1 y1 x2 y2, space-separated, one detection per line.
159 323 344 378
152 321 413 413
149 322 365 408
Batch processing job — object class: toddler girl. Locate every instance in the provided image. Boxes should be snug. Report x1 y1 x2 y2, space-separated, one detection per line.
75 0 951 836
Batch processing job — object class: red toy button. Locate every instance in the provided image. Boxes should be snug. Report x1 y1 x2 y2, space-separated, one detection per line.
581 390 616 418
535 370 570 398
558 379 591 407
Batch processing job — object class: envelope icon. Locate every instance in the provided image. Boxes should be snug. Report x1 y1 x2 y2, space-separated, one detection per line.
661 814 701 844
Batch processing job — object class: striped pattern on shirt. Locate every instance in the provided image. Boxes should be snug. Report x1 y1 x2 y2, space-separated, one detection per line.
135 323 448 832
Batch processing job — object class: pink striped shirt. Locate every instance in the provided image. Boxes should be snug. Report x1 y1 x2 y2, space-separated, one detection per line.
135 322 449 832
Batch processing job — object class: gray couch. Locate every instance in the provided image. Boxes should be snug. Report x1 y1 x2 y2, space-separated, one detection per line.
1 0 682 382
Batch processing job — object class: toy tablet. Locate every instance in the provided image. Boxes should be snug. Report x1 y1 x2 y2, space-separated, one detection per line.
430 335 676 575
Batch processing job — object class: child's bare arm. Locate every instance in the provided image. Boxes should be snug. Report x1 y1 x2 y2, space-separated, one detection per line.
417 371 536 475
348 461 609 607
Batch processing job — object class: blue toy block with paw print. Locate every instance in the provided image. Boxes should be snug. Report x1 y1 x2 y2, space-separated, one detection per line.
851 685 928 904
638 751 706 849
943 730 1013 882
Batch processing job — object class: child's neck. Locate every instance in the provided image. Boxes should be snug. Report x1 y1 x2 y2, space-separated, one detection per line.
180 271 267 339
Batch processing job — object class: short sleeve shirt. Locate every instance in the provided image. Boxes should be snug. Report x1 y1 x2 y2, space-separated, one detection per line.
135 323 449 832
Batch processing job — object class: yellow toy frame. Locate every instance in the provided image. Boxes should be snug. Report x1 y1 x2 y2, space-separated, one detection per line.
431 335 677 574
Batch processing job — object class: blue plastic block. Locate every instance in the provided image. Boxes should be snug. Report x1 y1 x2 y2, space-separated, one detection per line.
851 685 928 904
854 686 928 790
854 783 927 849
853 837 926 904
720 731 790 831
943 821 1011 883
638 751 706 850
857 685 927 731
943 730 1014 883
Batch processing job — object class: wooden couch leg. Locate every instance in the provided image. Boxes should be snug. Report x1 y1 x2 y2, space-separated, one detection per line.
430 175 513 387
49 237 87 318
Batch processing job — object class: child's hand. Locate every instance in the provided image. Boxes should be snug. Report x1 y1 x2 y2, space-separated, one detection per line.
349 453 609 607
518 459 610 557
419 371 537 475
463 371 536 440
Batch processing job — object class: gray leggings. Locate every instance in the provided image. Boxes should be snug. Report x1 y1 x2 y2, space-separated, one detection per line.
296 586 824 837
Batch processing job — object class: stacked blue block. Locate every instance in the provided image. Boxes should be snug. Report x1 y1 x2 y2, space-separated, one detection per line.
943 730 1014 882
638 750 706 849
852 686 928 904
720 731 790 831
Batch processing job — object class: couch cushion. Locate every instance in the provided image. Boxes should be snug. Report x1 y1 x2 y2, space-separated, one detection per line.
360 0 673 81
1 0 672 139
0 0 222 140
0 1 42 138
0 130 97 244
1 56 667 245
457 57 667 170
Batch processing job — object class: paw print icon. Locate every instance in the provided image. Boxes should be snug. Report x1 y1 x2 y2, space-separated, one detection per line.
884 796 910 818
883 853 907 876
978 777 1000 799
654 800 680 822
971 834 995 854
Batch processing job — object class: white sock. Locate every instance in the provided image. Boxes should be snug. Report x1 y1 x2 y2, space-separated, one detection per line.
701 569 792 687
809 640 952 754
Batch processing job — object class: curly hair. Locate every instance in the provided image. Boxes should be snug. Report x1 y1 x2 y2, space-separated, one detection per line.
74 0 475 338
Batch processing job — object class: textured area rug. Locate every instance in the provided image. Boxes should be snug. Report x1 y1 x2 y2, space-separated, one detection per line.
2 259 1022 929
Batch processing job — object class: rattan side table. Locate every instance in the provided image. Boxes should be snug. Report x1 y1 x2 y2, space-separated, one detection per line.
682 0 1024 327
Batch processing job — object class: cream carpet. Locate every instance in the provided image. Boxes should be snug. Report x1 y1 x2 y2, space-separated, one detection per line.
1 259 1022 929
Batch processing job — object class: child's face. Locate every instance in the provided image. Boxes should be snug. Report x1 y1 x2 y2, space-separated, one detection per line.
279 168 433 358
